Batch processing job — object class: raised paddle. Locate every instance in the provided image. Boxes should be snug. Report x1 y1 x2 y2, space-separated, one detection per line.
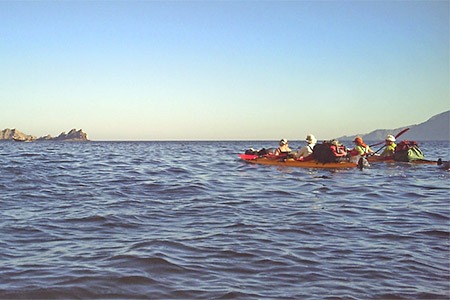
369 127 410 148
372 127 411 154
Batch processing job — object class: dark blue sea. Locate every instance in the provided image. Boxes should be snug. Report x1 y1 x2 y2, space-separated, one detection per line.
1 141 449 299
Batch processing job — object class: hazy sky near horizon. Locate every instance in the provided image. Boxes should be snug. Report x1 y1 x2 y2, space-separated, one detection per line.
1 1 448 141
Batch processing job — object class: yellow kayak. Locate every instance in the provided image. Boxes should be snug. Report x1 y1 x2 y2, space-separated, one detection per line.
239 154 359 169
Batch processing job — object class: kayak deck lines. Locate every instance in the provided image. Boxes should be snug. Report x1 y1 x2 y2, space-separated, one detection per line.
366 156 441 165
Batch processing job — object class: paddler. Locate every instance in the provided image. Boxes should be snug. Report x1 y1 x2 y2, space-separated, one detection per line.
274 139 291 155
294 134 317 159
380 135 396 158
351 137 374 156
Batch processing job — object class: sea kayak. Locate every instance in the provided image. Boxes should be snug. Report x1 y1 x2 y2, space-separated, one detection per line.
238 154 359 169
366 156 439 165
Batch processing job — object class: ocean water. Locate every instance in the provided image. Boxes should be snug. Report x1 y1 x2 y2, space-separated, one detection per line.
0 140 448 299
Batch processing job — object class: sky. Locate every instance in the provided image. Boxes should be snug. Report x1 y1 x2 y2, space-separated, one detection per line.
1 1 448 141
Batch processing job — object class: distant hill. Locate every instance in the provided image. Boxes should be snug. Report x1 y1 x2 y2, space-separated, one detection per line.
338 110 450 141
0 128 89 142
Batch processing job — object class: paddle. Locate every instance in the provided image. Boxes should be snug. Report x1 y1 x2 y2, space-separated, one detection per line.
369 127 410 148
372 127 410 154
374 145 387 155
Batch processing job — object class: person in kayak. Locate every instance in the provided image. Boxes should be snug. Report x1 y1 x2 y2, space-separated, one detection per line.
274 139 291 155
294 134 317 159
380 135 396 158
351 137 374 156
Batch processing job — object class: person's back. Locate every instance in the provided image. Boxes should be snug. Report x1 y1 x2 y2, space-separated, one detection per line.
275 139 291 155
295 134 316 159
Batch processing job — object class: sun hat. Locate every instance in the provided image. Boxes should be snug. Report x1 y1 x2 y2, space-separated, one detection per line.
279 139 288 145
385 135 396 142
306 134 317 144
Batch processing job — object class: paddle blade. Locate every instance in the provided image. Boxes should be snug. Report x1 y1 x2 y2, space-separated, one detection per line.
395 127 410 139
369 127 410 147
369 141 385 147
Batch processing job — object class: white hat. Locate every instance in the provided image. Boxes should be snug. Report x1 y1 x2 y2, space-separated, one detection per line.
306 134 317 144
279 139 288 145
386 135 396 142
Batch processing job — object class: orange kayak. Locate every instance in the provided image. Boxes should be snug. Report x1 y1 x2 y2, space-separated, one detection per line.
238 154 359 169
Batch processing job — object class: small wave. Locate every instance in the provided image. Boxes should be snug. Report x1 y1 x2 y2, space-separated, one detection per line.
216 249 256 260
19 153 41 157
128 240 198 253
412 229 450 238
252 258 290 267
116 275 158 285
165 166 190 174
64 215 108 223
401 191 426 198
163 183 208 196
108 255 186 273
224 222 249 229
103 220 140 229
267 189 296 196
368 232 413 241
422 211 450 221
8 225 45 235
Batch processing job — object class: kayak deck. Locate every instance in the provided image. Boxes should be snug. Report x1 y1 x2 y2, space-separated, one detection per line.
238 154 358 169
366 156 438 165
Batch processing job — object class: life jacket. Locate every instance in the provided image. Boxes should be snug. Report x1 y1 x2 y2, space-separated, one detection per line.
351 144 371 156
393 140 424 162
312 141 347 163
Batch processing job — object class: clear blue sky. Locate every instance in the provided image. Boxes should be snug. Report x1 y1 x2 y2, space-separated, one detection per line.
1 1 448 140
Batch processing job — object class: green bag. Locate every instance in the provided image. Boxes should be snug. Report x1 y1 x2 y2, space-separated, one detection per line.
393 141 424 162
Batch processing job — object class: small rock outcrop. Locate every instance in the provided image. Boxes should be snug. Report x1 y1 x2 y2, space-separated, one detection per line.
37 129 89 141
38 134 53 141
0 128 36 141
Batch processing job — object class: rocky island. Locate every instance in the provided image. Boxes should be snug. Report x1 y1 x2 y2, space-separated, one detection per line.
0 128 89 142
